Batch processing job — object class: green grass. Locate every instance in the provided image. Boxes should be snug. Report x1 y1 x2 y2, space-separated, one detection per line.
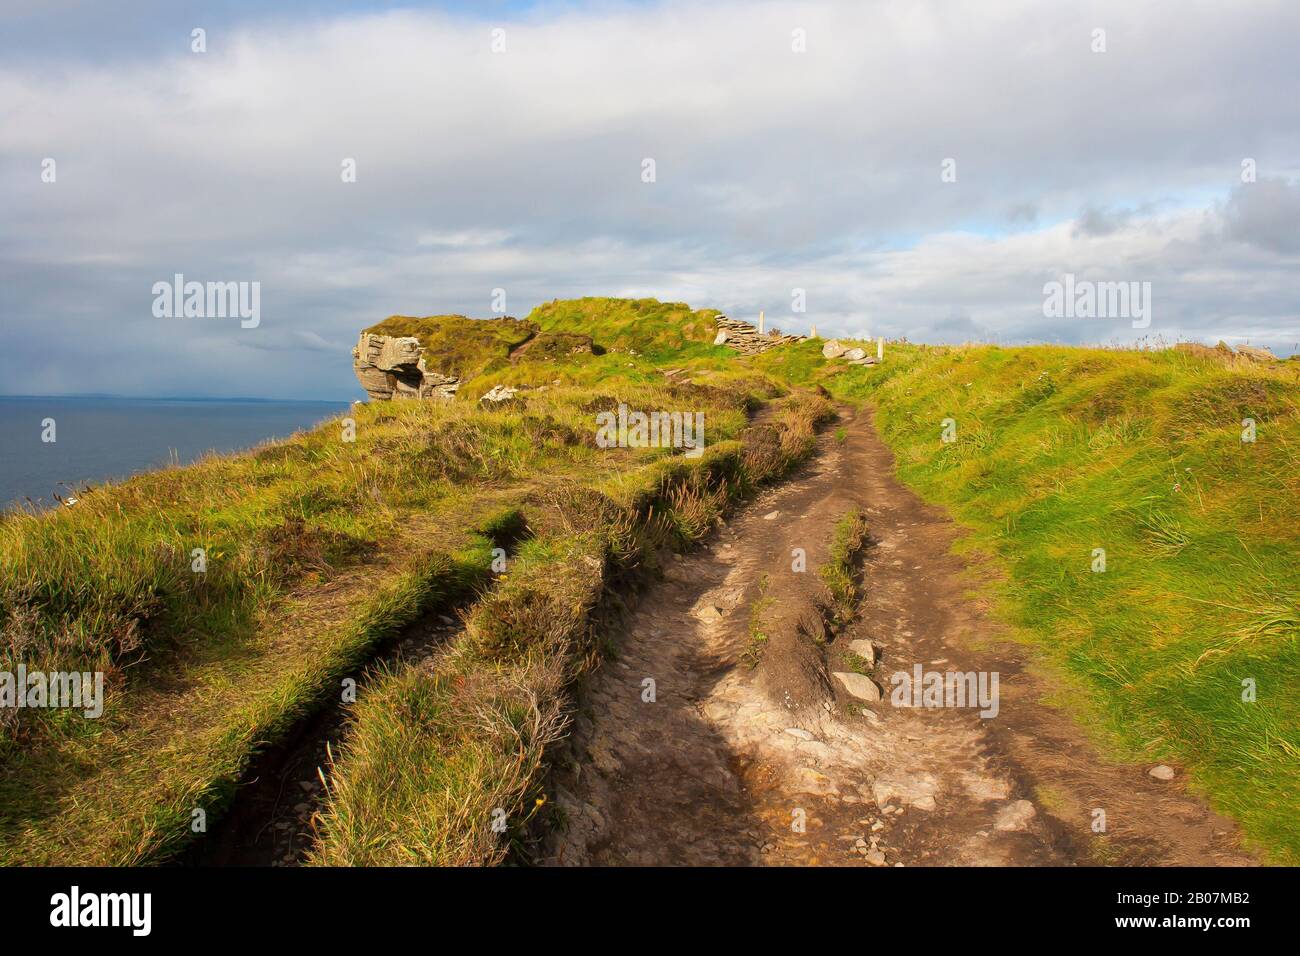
819 506 870 627
744 574 774 667
0 300 823 865
363 314 539 380
4 295 1296 866
527 296 724 361
836 342 1300 862
0 339 794 863
308 391 833 865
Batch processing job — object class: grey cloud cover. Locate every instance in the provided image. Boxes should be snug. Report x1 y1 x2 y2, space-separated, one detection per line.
2 0 1299 399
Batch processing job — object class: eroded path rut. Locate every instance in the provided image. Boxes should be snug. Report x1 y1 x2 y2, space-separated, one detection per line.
543 405 1255 867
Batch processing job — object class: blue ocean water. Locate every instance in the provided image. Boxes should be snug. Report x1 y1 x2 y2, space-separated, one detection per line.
0 397 349 510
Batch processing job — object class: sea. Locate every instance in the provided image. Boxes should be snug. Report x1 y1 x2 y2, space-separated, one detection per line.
0 396 350 511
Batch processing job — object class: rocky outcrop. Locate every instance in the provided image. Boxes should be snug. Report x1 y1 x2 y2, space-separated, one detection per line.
1235 344 1279 363
352 331 460 400
479 384 521 406
1173 341 1281 364
822 339 877 366
713 315 805 355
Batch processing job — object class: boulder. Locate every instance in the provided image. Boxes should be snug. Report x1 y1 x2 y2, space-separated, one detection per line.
713 330 729 346
1236 345 1278 363
479 384 520 405
848 639 877 664
822 339 847 359
842 347 867 361
832 671 882 702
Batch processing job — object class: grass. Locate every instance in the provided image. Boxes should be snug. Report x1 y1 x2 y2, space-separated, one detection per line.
363 314 538 380
820 506 870 627
527 297 723 361
0 301 827 865
834 342 1300 863
744 574 774 666
4 296 1296 866
0 333 797 864
307 392 833 865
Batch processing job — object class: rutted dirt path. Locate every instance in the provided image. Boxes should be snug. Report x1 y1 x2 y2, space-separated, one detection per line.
542 405 1256 867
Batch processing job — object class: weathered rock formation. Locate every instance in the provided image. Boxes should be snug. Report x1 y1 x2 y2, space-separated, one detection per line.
1173 341 1282 364
1235 344 1280 363
352 331 460 400
713 315 805 355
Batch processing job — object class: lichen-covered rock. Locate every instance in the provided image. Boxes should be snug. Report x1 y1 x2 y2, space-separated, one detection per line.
822 339 846 359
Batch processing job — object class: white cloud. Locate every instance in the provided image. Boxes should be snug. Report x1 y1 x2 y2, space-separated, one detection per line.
2 0 1299 398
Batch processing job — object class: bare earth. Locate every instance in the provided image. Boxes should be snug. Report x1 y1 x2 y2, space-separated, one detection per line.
541 405 1255 867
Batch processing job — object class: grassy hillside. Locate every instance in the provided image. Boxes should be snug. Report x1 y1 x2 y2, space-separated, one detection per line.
528 297 723 360
0 302 816 865
2 298 1296 865
363 314 538 380
828 343 1300 862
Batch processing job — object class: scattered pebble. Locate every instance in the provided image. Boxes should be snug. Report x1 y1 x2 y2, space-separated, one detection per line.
1149 764 1176 781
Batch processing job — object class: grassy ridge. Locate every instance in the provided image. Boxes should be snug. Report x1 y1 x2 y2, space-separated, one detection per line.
308 392 834 865
528 297 723 360
0 330 785 864
833 343 1300 862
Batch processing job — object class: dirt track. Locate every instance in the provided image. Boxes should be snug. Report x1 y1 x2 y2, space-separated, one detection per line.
542 405 1255 866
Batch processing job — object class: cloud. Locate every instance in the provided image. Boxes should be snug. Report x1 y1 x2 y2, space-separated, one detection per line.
2 0 1300 399
1223 177 1300 254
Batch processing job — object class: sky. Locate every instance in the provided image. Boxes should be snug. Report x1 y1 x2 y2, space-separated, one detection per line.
2 0 1298 400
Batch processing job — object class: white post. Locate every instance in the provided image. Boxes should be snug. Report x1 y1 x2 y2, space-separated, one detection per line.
758 310 765 334
810 324 817 338
877 337 884 361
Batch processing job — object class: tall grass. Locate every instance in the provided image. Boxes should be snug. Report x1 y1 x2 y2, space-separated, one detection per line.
0 328 792 864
